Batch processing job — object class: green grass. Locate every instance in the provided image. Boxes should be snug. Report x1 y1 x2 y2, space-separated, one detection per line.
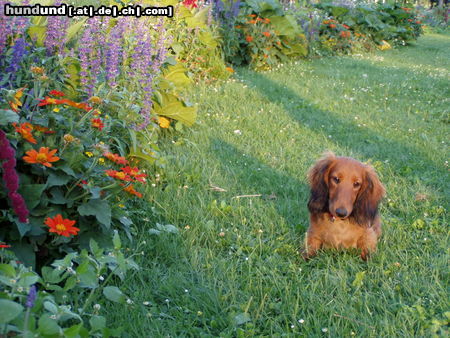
107 33 449 337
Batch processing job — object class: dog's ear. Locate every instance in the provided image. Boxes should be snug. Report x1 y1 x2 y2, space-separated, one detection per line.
353 165 385 226
307 152 335 214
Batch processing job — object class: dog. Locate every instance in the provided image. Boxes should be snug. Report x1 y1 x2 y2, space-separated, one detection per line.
303 152 385 260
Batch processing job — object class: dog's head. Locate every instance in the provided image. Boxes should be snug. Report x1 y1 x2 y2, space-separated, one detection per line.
307 152 385 225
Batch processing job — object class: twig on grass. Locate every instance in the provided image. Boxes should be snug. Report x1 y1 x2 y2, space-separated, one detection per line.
233 194 262 199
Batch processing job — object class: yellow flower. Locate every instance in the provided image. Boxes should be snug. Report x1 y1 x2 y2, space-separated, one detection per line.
64 134 75 143
378 40 391 50
118 204 125 208
85 151 94 157
99 158 105 164
158 116 170 128
30 66 45 74
88 96 103 104
53 108 60 112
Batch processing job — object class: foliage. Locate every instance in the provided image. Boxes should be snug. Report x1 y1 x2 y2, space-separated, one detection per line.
0 236 138 337
314 2 424 47
214 0 308 69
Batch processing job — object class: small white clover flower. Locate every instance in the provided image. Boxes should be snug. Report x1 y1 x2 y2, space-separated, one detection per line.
321 328 328 333
93 304 101 311
126 298 134 305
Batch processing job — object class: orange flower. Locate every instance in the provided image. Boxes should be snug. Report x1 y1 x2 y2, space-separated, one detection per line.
103 152 128 165
23 147 60 167
262 31 270 37
59 99 93 112
49 90 65 97
105 169 132 181
226 67 234 73
339 30 351 38
245 35 253 42
257 17 263 22
38 96 59 106
416 21 421 24
158 116 170 129
33 125 55 134
122 184 143 198
264 18 270 24
248 14 256 18
343 24 350 29
329 24 337 29
91 118 104 131
88 96 103 104
235 25 242 29
45 214 79 237
12 122 37 144
248 19 257 24
9 87 26 112
121 166 147 183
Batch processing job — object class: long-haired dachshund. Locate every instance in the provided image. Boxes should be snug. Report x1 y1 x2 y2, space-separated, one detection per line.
303 152 385 260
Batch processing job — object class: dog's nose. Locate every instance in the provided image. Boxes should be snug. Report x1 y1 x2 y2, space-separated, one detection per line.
335 208 348 218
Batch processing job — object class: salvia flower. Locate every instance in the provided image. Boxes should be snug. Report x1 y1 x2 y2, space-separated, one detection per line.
26 285 37 308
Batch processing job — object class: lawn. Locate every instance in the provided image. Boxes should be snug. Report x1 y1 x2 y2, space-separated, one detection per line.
107 33 449 337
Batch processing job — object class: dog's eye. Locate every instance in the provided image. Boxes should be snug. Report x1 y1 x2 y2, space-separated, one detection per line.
353 182 361 188
332 177 340 184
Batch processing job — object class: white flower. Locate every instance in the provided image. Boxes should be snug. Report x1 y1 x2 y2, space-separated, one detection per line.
298 319 304 324
126 298 134 305
321 328 328 333
233 130 242 135
93 304 101 311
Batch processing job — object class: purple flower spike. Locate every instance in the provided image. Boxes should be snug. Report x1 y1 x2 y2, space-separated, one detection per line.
26 285 37 308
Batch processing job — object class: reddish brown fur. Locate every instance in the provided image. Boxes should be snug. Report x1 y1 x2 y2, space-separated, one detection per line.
304 152 385 260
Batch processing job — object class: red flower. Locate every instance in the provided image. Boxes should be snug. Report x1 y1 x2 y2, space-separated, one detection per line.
49 90 65 97
0 243 11 248
246 35 253 43
121 166 147 183
329 24 337 29
45 214 79 237
182 0 197 8
343 24 350 29
91 118 104 131
262 31 271 37
105 169 133 181
103 152 128 165
339 30 351 38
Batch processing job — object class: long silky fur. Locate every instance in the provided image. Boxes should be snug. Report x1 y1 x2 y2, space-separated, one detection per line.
352 165 385 226
307 153 335 214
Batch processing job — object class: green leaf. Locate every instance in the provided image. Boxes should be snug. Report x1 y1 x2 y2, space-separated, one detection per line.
103 286 126 303
90 315 106 332
0 299 24 323
152 93 197 126
78 199 111 227
63 276 77 291
18 184 46 210
112 230 121 250
38 314 61 336
352 271 366 288
63 324 83 338
0 110 20 125
66 18 88 41
18 272 39 287
234 312 251 326
0 263 16 277
47 172 71 188
44 301 58 314
161 63 192 89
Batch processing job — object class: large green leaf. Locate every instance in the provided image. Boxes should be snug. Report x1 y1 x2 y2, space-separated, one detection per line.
78 199 111 227
103 286 126 303
18 184 46 210
161 63 192 90
0 300 24 323
0 110 19 125
152 93 197 126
